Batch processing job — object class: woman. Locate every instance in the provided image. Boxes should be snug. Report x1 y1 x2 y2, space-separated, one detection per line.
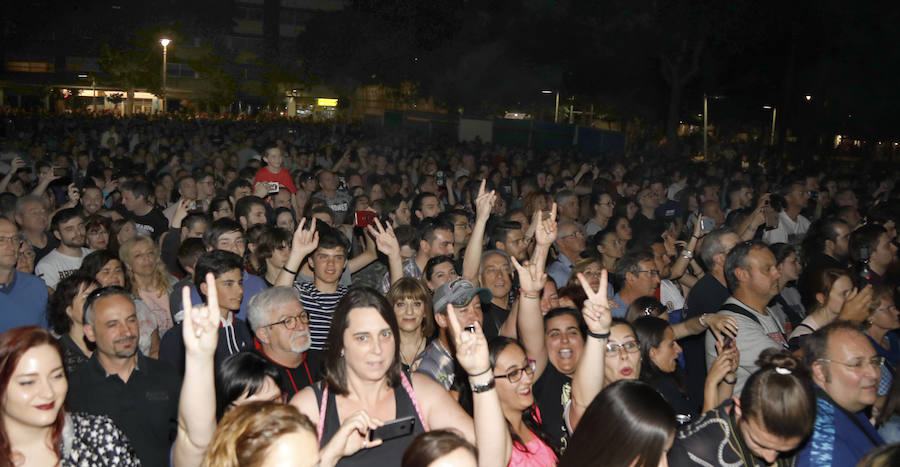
668 350 816 466
274 206 297 232
789 268 854 350
769 243 806 332
208 196 234 221
634 316 738 423
84 215 111 251
386 278 435 371
110 219 137 250
863 284 900 396
47 274 99 373
403 430 477 467
15 241 35 275
120 235 175 337
289 287 507 466
0 326 139 465
591 228 625 273
560 380 676 467
215 352 283 419
256 227 293 287
603 319 642 387
423 255 459 292
79 250 161 357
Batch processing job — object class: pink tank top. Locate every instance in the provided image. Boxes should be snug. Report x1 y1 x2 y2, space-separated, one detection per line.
508 433 558 467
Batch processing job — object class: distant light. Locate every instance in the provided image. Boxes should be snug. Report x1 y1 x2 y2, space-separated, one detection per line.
541 90 553 94
160 38 171 47
697 113 702 117
804 95 812 101
78 73 88 78
763 105 772 110
317 98 338 107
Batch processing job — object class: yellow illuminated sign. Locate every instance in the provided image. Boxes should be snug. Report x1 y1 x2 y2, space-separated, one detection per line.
317 98 338 107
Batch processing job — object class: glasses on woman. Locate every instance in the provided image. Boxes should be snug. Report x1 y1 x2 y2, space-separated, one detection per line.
605 341 640 355
494 359 536 383
265 312 310 331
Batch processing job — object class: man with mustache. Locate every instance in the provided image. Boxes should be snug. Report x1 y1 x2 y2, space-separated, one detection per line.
35 208 92 291
67 286 181 467
247 286 323 397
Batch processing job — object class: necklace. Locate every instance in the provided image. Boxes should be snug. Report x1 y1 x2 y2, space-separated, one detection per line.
400 335 426 366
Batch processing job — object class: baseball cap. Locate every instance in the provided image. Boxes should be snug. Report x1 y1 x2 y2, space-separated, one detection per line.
433 278 492 315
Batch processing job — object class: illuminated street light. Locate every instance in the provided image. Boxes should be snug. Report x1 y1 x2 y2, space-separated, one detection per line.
541 90 559 123
804 94 812 101
763 105 777 146
160 38 171 112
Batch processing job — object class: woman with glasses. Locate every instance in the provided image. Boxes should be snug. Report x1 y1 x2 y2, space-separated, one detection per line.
84 215 112 251
633 316 738 424
603 319 642 388
15 239 35 274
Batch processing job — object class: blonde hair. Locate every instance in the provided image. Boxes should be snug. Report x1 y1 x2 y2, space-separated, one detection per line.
567 257 603 288
202 402 317 467
119 235 171 296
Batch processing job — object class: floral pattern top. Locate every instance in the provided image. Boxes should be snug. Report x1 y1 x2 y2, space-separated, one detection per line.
61 412 140 466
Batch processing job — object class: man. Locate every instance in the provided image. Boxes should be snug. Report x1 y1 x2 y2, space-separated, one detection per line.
14 195 56 261
610 251 661 318
631 187 662 234
119 180 168 240
547 221 585 288
235 195 268 230
196 172 216 209
478 250 514 338
167 237 205 318
797 322 885 466
247 286 323 397
163 175 197 223
34 208 92 291
312 170 352 224
683 228 740 402
67 287 181 467
555 190 580 224
416 278 491 390
227 179 253 206
269 188 293 210
159 250 253 375
802 218 851 272
160 211 209 277
187 218 267 321
705 241 787 394
488 221 528 262
441 209 472 260
412 192 441 224
763 181 811 246
651 239 683 321
701 200 726 229
379 217 455 293
725 181 754 215
276 225 349 350
849 224 898 286
0 217 48 332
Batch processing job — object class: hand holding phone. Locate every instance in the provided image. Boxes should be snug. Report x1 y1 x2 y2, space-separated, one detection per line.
368 416 415 442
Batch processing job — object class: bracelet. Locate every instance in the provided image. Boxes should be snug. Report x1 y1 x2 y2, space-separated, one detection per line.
681 250 693 260
471 377 495 393
724 375 737 385
282 265 298 275
587 330 610 340
691 234 700 240
699 313 709 328
468 367 492 377
521 291 540 300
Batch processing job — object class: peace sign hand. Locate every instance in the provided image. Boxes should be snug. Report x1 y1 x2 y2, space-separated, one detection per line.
576 270 612 335
447 304 490 377
181 273 221 356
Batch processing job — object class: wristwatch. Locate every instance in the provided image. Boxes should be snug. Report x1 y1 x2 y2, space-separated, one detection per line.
471 377 495 393
681 249 693 259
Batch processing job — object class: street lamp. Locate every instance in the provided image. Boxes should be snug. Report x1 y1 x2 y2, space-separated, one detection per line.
804 94 812 102
763 105 777 146
541 90 559 123
702 94 724 158
160 38 171 112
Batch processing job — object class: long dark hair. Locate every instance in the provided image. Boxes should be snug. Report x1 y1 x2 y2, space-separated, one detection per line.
0 327 66 465
215 352 281 420
47 274 100 335
633 316 687 395
488 337 560 457
560 380 676 467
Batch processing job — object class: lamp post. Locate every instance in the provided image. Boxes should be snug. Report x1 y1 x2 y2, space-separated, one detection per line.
703 93 708 158
160 38 171 113
541 90 559 123
763 105 777 146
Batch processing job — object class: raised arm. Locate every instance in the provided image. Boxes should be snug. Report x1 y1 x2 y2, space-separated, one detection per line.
462 179 496 283
568 270 612 432
448 304 511 467
172 273 221 467
366 218 403 288
0 157 24 193
275 217 319 286
515 205 558 378
669 216 704 280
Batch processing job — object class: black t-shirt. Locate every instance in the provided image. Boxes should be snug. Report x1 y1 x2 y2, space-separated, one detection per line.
255 347 324 398
160 227 183 277
682 274 729 404
118 206 168 240
481 301 509 340
533 364 572 453
644 368 701 423
32 235 60 263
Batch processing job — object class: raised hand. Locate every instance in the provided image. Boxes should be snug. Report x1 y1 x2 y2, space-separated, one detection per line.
575 270 612 335
181 273 221 357
66 183 80 206
511 256 546 296
474 179 497 221
534 202 558 248
710 339 739 383
706 314 738 343
839 284 873 323
447 304 491 377
252 182 269 198
10 157 25 172
366 218 400 257
291 217 319 259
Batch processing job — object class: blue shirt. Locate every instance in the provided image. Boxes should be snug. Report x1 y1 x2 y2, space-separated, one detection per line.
0 271 48 333
188 270 266 322
797 390 884 467
547 253 577 289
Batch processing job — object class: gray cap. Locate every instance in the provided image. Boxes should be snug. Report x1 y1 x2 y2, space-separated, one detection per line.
433 278 492 315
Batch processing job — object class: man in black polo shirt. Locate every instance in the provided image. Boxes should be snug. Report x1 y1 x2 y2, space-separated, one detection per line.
67 286 181 467
246 286 323 398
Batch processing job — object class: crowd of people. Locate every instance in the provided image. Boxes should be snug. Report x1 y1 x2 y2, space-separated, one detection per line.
1 110 900 466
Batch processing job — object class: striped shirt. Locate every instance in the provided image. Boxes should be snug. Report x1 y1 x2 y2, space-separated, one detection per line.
294 281 348 351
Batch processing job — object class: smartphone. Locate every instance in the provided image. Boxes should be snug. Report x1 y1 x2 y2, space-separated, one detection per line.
368 416 415 442
187 200 197 210
354 210 377 228
764 207 778 231
268 182 280 194
700 218 715 231
723 336 733 350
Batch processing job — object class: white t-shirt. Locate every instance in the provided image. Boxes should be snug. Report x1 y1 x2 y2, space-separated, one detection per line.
762 211 810 246
35 247 93 290
660 279 685 313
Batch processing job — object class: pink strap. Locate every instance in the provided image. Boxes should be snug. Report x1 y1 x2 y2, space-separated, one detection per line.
401 372 429 431
317 384 328 444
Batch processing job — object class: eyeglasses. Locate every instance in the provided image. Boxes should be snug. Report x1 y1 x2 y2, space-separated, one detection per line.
606 341 640 354
582 270 603 277
494 359 536 383
817 356 885 372
0 235 22 246
636 269 660 277
560 231 584 239
265 312 310 330
877 305 898 313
